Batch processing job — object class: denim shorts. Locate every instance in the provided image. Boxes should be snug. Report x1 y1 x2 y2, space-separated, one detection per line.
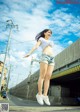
40 53 55 66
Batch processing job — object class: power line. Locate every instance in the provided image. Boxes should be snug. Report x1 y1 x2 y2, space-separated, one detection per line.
0 20 18 91
10 38 35 43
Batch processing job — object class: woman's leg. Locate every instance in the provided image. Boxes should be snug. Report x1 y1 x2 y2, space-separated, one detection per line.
38 62 48 95
44 65 54 96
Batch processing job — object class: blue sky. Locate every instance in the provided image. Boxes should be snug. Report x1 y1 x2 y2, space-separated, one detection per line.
0 0 80 88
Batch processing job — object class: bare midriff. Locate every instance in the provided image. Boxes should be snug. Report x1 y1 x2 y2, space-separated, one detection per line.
42 45 54 56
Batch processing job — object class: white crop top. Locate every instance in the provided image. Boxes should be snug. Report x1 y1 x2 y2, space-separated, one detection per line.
39 37 54 50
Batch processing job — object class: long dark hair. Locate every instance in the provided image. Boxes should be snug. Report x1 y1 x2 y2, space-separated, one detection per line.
35 29 52 41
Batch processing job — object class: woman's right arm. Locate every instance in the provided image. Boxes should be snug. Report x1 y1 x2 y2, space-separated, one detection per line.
24 40 41 58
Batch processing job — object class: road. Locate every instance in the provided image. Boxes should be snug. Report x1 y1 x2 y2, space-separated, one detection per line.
0 93 80 112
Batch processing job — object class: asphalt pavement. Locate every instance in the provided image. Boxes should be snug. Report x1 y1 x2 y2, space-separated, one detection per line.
0 93 80 112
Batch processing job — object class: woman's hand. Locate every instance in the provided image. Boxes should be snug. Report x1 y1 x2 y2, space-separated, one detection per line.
23 41 41 58
24 54 30 58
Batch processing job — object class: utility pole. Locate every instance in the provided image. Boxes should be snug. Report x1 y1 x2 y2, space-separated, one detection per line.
27 57 39 99
7 64 12 88
0 20 18 91
27 57 33 99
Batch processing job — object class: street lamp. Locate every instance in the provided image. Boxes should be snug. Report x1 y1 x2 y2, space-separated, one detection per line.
27 57 40 83
27 57 40 99
0 20 18 91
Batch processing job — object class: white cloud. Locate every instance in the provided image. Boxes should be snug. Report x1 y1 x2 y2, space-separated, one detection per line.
68 41 73 45
0 1 80 88
0 54 5 62
53 44 64 56
50 9 80 41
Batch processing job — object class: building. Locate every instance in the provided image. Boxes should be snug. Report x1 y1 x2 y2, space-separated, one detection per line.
0 61 7 86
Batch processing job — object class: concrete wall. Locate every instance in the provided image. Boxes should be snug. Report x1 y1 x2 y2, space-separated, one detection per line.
9 39 80 104
10 71 39 100
54 38 80 69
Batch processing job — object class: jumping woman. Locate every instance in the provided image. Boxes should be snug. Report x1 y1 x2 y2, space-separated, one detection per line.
24 29 55 105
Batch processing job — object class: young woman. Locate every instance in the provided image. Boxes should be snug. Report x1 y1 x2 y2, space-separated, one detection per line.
24 29 55 105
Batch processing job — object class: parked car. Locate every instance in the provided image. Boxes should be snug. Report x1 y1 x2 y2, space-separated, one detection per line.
1 90 7 98
1 85 7 98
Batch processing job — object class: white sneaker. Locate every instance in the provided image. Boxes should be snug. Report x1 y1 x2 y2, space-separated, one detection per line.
43 95 50 105
36 94 44 105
